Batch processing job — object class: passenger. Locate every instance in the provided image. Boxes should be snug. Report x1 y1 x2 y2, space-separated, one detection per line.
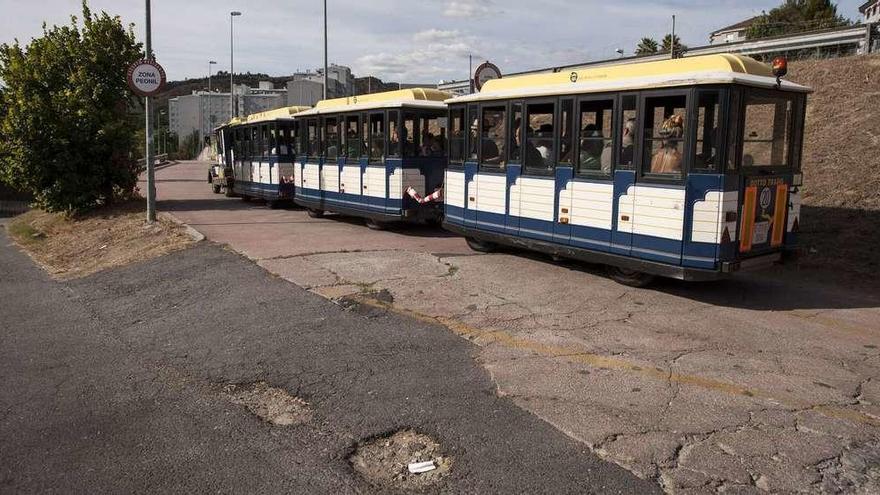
579 124 604 171
603 118 635 169
512 119 543 169
482 116 504 165
535 124 553 159
346 129 359 157
650 114 684 174
468 119 479 160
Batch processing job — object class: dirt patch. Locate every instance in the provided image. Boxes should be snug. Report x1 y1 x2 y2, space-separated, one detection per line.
4 201 195 280
349 430 452 491
222 382 312 426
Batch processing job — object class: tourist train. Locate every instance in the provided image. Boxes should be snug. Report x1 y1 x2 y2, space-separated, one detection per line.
211 54 808 286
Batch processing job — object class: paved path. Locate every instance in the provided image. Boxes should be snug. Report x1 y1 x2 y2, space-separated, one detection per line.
0 228 657 493
152 161 880 493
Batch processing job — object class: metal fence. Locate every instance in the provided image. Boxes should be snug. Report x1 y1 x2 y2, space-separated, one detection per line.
0 183 31 217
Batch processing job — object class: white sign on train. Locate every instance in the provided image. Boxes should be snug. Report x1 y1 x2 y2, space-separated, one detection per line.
127 59 166 97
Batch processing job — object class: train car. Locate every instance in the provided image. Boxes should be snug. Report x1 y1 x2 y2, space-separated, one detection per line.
442 54 808 286
209 117 243 197
292 88 450 229
224 106 310 206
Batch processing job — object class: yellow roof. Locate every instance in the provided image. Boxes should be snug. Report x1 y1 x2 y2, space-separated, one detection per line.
245 106 312 123
296 88 451 116
451 54 809 103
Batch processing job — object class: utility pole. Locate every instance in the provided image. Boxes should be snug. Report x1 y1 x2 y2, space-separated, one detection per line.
144 0 156 223
671 15 676 59
323 0 328 99
469 54 473 93
230 11 241 117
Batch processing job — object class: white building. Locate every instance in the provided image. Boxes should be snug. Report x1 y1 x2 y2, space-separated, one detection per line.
861 0 880 23
709 17 759 44
284 63 355 106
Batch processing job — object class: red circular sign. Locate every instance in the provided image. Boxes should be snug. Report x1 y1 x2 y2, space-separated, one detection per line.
127 59 167 97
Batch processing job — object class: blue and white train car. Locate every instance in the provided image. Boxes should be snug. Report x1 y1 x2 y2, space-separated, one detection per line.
291 89 450 229
226 106 310 207
442 54 809 285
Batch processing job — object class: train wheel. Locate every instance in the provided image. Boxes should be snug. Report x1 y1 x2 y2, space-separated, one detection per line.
465 237 496 253
307 208 324 218
606 266 655 288
365 218 386 230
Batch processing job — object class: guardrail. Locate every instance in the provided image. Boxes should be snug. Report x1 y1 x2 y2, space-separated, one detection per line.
137 153 169 168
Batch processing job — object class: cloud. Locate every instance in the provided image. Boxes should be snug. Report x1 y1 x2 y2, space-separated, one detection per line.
442 0 501 18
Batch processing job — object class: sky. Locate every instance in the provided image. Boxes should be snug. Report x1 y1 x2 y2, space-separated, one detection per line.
0 0 866 84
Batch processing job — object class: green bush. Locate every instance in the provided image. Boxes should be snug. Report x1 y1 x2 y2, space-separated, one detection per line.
0 1 143 214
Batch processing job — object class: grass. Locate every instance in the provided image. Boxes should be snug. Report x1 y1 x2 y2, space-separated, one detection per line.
5 200 196 280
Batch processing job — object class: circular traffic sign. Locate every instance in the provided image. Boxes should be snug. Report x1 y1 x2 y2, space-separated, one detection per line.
473 61 501 91
127 59 166 97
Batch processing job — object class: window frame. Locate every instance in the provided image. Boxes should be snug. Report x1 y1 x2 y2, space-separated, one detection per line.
520 97 558 177
368 111 385 164
306 118 320 160
738 87 798 174
466 104 478 163
574 93 617 180
447 105 466 166
478 102 508 173
387 109 401 159
507 100 524 166
342 112 361 162
637 88 692 184
690 87 729 174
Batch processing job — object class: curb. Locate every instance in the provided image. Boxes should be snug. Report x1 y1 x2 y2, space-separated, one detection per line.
158 212 206 242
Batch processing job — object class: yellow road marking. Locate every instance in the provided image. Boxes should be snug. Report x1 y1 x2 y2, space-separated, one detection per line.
348 294 880 427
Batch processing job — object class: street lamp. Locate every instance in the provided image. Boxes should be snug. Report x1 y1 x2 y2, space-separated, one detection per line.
208 60 217 93
323 0 328 99
230 11 242 118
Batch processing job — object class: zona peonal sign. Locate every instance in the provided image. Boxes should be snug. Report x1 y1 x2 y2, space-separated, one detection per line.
473 61 501 92
127 59 166 97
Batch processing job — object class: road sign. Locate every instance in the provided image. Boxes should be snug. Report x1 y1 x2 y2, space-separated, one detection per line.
473 61 501 92
127 59 166 97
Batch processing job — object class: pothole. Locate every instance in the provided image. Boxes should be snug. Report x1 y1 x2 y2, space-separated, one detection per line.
222 381 312 426
349 429 452 490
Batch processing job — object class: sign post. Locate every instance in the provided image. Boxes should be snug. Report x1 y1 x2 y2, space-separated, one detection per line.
473 61 502 92
127 55 166 223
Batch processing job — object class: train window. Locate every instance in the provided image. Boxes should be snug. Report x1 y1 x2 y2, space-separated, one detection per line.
467 104 478 161
402 113 417 157
360 113 369 158
252 127 260 161
480 105 506 170
418 113 445 157
293 121 303 156
323 117 339 159
306 119 319 157
508 103 522 163
617 95 637 170
369 113 385 161
523 102 555 175
726 89 741 172
559 99 574 166
693 91 722 172
263 125 272 158
643 94 687 178
344 115 360 158
388 110 401 158
577 99 614 175
742 92 792 168
448 107 465 163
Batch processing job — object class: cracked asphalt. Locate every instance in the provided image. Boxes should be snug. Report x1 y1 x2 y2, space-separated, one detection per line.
145 161 880 493
0 225 657 494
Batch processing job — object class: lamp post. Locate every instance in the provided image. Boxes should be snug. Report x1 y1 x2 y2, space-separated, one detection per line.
144 0 156 223
208 60 217 92
323 0 328 99
230 11 242 118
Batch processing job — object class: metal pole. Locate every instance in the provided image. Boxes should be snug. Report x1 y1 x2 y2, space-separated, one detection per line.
145 0 156 223
208 62 212 93
323 0 328 99
469 54 473 93
671 15 676 59
230 15 235 118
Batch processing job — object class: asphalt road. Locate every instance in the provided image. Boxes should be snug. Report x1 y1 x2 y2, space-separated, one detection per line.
0 227 658 494
145 161 880 493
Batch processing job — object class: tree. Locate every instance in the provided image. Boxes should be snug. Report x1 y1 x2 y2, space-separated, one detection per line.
0 1 143 214
746 0 850 40
635 38 659 56
661 34 687 55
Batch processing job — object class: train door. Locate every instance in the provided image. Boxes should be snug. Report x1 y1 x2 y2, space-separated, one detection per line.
611 94 638 256
474 103 508 233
